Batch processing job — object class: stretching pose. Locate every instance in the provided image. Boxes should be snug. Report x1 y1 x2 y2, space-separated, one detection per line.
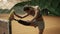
10 6 45 34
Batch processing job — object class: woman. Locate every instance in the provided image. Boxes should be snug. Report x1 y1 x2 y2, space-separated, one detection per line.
10 6 45 34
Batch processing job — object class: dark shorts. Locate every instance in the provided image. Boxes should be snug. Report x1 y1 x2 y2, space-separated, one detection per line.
33 20 45 30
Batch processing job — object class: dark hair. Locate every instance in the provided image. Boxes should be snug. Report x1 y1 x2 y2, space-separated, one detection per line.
23 6 32 11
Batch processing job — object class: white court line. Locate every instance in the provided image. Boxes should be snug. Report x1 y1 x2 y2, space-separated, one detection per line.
0 19 8 22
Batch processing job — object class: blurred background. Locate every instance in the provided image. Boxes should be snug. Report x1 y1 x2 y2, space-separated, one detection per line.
0 0 60 16
0 0 60 34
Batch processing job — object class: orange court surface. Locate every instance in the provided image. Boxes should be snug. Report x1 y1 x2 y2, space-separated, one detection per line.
0 14 60 34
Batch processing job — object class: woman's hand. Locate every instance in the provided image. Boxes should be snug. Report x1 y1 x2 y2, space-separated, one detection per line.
9 12 14 20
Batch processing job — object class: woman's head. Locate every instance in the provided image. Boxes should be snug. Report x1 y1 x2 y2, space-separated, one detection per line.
23 6 40 14
23 6 34 13
23 6 30 11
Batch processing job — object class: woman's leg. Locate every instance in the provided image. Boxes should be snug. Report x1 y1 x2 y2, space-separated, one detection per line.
39 29 44 34
38 21 45 34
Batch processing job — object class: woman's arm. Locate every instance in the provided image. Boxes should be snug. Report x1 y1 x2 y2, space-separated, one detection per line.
14 18 31 26
14 12 29 18
14 18 36 27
